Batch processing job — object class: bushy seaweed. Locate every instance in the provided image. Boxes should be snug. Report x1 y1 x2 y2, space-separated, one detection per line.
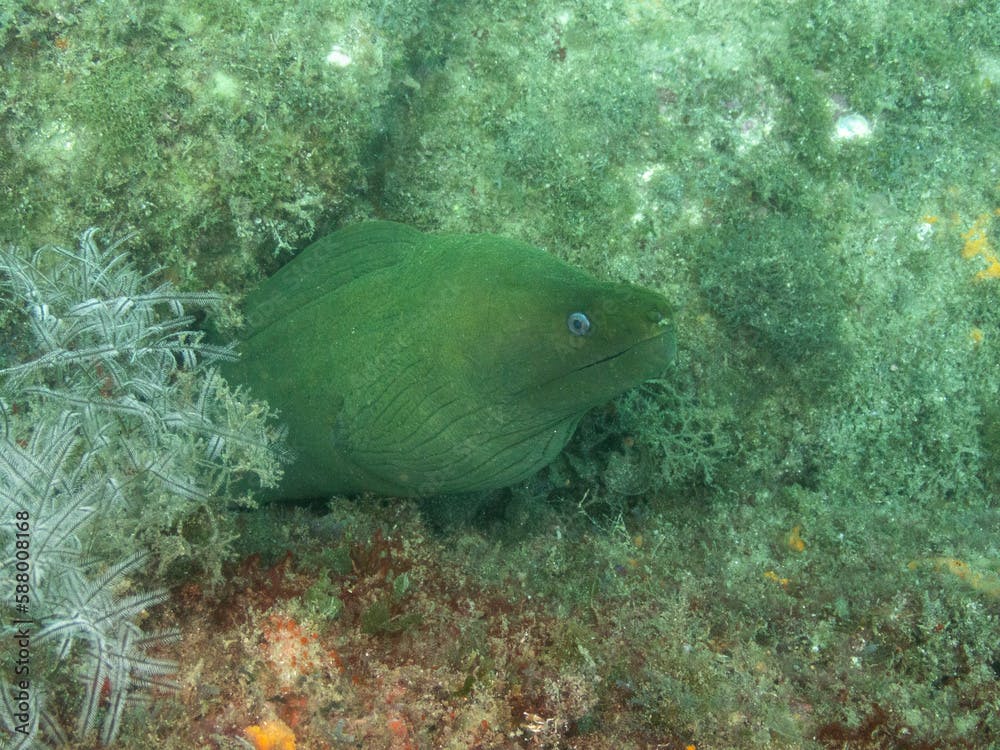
700 212 846 368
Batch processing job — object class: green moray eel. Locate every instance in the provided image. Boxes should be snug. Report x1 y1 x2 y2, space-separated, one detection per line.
224 221 675 498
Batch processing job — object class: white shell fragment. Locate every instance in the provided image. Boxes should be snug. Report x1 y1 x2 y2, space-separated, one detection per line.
834 113 872 140
325 45 352 67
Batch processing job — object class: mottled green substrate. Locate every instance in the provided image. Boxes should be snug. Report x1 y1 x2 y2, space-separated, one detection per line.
1 0 438 286
3 0 999 747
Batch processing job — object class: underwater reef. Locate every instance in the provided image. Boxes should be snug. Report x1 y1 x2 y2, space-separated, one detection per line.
1 0 999 748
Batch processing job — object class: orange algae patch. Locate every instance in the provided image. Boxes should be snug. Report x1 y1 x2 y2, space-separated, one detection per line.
960 209 1000 280
387 716 409 738
908 557 1000 598
245 718 296 750
786 525 806 553
764 570 790 587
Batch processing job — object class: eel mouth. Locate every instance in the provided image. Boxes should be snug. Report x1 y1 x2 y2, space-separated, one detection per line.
572 328 675 374
516 328 675 400
511 314 676 401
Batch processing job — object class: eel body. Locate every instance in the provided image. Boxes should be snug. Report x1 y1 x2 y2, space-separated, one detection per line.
225 221 675 498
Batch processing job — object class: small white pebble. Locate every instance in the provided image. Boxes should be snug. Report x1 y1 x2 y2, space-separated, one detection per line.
834 113 872 140
640 166 660 183
325 45 352 67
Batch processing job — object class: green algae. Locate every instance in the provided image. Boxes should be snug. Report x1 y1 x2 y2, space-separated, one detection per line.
3 0 1000 747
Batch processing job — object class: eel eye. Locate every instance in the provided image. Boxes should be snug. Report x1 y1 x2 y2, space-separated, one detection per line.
566 311 591 336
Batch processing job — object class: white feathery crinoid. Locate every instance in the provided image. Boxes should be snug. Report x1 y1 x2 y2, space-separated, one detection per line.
0 229 285 746
0 417 176 747
0 227 234 396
